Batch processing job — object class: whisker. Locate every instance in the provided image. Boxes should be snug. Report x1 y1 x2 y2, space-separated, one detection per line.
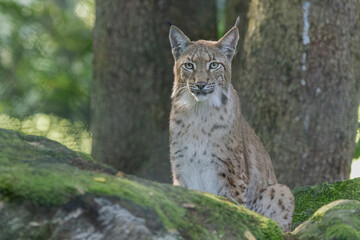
175 86 188 92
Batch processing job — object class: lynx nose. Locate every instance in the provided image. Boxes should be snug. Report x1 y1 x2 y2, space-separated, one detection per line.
196 81 207 90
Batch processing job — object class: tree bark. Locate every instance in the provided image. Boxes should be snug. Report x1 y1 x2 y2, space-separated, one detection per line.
227 0 360 187
91 0 217 183
226 0 250 59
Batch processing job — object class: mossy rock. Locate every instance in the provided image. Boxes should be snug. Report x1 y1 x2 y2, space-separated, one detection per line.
292 200 360 239
0 129 283 240
292 178 360 228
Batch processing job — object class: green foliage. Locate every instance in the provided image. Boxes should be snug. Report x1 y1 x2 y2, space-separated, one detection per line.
354 130 360 159
216 0 227 38
0 113 91 153
353 106 360 159
0 0 94 124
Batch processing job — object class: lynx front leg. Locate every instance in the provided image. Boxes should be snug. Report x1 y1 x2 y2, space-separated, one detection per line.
172 177 181 186
248 184 294 232
172 172 187 187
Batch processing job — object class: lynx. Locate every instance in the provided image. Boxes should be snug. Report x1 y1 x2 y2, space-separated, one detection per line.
168 18 294 231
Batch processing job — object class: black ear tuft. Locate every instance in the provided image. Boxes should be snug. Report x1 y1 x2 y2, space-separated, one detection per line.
235 16 240 28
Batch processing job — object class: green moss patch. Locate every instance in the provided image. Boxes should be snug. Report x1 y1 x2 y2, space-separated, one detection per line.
0 129 283 239
293 200 360 239
292 178 360 228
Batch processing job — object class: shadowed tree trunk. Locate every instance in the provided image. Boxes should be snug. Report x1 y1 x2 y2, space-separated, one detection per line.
91 0 217 183
226 0 250 59
227 0 360 187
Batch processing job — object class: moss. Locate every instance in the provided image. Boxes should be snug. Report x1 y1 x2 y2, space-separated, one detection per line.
5 127 360 239
293 200 360 239
292 178 360 228
0 203 53 240
0 129 283 239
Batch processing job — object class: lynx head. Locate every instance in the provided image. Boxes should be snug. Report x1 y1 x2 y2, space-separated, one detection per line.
169 18 239 109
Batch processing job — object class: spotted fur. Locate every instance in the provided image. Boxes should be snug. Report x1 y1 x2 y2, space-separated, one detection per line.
168 20 294 231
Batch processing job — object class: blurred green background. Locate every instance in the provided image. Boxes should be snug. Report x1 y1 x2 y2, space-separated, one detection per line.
0 0 93 153
1 0 360 178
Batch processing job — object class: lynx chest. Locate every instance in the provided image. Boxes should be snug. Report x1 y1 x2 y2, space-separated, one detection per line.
170 105 234 194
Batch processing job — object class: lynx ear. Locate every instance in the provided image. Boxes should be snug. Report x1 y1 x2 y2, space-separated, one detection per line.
169 25 190 60
216 20 239 61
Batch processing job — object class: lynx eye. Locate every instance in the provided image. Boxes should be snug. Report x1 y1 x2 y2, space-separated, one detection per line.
183 62 194 70
209 62 220 70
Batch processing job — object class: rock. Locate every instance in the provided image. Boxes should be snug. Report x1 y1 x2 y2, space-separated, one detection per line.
3 128 359 239
292 178 360 228
0 129 283 240
292 200 360 239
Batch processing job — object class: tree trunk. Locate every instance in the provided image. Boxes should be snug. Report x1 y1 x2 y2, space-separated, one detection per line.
91 0 217 183
226 0 250 59
227 0 360 187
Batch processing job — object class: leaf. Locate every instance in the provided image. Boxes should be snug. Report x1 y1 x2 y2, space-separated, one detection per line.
354 138 360 159
182 203 196 209
93 177 106 183
244 230 256 240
